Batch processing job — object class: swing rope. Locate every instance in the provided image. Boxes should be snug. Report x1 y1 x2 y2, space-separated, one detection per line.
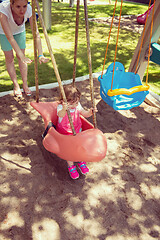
110 0 123 91
73 0 80 87
84 0 97 128
73 0 97 128
101 0 118 78
34 0 77 136
32 0 39 103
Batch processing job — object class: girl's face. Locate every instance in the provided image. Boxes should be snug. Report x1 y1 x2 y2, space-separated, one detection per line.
11 0 28 17
68 99 79 109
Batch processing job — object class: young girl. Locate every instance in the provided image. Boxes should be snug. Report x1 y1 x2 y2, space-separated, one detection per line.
0 0 49 98
57 84 97 180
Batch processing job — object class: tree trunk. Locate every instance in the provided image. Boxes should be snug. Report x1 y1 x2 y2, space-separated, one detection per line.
69 0 75 8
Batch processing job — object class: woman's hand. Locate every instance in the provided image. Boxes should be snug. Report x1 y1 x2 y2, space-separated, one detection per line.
39 55 49 64
21 55 33 64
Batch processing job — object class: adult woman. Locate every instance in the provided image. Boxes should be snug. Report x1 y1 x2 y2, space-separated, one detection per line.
0 0 49 97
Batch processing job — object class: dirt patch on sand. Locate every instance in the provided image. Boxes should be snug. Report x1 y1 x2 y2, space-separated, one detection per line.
90 15 144 34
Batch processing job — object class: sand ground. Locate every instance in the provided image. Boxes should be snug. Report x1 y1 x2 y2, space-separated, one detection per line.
0 77 160 240
0 3 160 239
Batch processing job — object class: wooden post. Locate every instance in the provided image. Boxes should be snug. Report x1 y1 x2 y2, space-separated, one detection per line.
32 0 39 103
72 0 80 86
84 0 97 128
42 0 51 31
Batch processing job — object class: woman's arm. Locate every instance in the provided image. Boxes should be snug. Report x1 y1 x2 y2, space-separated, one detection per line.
0 13 32 64
29 16 49 64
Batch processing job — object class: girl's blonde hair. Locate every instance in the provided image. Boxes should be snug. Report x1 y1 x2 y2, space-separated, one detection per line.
59 84 81 103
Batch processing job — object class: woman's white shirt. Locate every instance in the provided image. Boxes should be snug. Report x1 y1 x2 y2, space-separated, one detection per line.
0 0 32 35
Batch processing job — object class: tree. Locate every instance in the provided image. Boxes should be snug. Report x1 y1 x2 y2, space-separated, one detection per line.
69 0 74 8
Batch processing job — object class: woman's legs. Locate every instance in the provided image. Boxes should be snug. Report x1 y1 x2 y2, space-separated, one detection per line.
4 48 30 95
16 49 31 94
4 50 21 93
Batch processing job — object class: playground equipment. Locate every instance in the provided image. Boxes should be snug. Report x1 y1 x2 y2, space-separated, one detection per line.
150 42 160 65
137 3 154 25
30 0 107 162
98 0 156 110
129 0 160 108
99 62 149 110
30 101 107 162
129 0 160 78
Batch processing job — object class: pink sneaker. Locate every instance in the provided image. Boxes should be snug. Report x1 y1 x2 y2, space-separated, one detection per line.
78 162 89 175
68 165 79 179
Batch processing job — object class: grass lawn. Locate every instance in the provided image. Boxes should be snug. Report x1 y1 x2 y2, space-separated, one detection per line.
0 0 159 95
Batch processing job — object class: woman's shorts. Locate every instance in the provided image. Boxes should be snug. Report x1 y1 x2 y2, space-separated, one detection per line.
0 31 26 51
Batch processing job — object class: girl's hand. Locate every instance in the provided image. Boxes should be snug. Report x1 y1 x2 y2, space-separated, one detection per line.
39 55 49 64
62 102 68 111
80 105 98 118
90 106 98 114
57 102 68 118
